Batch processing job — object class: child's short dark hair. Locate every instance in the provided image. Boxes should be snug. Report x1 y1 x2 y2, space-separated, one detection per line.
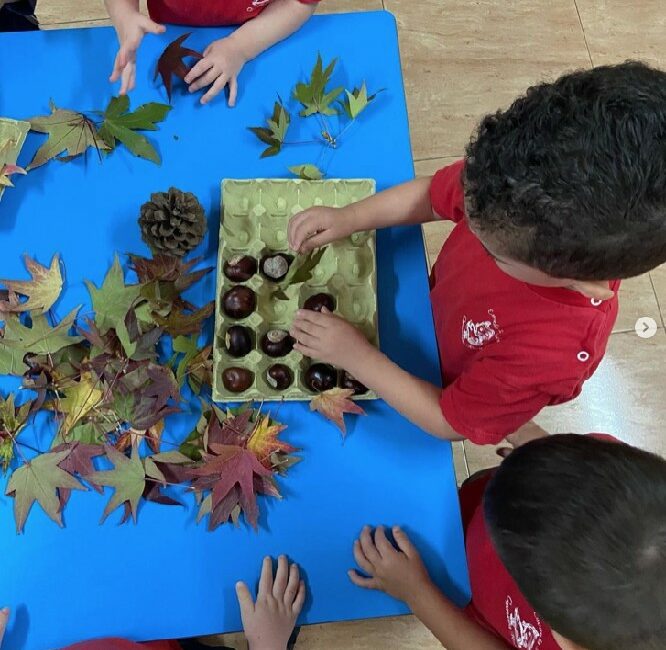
464 62 666 280
484 435 666 650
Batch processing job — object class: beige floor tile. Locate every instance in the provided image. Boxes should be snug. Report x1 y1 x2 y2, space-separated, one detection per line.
575 0 666 67
37 0 108 25
650 264 666 329
384 0 591 160
614 273 662 334
533 329 666 456
317 0 384 13
462 440 503 476
414 156 461 178
41 19 110 30
202 615 441 649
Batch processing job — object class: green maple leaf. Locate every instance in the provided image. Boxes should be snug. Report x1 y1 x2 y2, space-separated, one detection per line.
337 83 384 120
248 99 291 158
0 254 62 314
27 101 110 170
85 255 142 357
97 95 171 165
172 334 199 386
5 449 85 533
272 247 328 300
293 54 343 117
89 445 146 523
288 163 323 181
0 308 83 375
0 393 33 473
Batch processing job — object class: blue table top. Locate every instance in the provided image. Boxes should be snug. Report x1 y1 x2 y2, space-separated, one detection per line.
0 11 469 650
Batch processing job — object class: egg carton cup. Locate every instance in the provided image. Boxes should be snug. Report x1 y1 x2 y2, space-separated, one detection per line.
0 118 30 202
213 178 378 402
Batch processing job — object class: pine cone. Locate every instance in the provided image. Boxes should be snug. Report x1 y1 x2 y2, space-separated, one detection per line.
139 187 207 257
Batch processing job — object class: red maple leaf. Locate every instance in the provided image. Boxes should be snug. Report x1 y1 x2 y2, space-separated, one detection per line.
154 33 203 102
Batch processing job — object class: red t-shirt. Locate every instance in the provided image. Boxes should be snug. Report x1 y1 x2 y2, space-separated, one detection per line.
430 160 620 445
62 640 179 650
147 0 320 26
459 434 620 649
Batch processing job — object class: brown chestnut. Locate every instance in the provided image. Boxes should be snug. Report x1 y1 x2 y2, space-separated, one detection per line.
266 364 293 390
303 293 335 313
222 367 254 393
224 255 257 282
225 326 252 358
260 253 292 281
222 286 256 319
340 371 369 395
304 363 337 392
260 329 294 357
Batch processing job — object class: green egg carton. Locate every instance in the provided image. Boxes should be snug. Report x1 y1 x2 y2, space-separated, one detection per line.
213 178 378 403
0 117 30 202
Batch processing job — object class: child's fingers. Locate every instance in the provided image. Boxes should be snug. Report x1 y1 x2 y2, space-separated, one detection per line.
353 539 375 574
360 526 382 564
141 17 166 34
299 230 333 254
374 525 394 558
235 581 255 614
293 342 316 358
189 67 219 93
258 555 274 598
287 211 310 248
228 77 238 107
284 562 301 605
201 74 229 104
110 50 125 82
119 64 135 95
294 309 328 326
0 607 8 643
185 58 215 85
289 327 318 349
292 580 306 615
289 212 322 250
273 554 289 598
292 315 324 336
392 526 417 558
347 569 378 590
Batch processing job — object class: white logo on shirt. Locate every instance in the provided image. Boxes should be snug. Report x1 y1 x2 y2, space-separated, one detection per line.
505 596 543 649
462 309 501 349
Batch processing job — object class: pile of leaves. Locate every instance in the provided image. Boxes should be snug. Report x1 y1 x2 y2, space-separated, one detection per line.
0 252 299 533
26 95 171 170
249 53 383 179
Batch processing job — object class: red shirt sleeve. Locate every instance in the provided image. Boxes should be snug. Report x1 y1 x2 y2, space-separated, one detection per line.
439 351 582 445
64 640 181 650
429 159 466 223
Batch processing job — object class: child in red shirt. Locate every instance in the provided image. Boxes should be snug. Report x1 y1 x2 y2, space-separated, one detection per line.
348 434 666 650
104 0 320 104
0 556 305 650
289 61 666 446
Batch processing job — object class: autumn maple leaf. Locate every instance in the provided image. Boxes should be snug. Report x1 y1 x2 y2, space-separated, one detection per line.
189 445 275 530
0 254 63 314
0 162 27 188
53 441 105 507
310 387 366 437
246 415 296 468
154 33 203 102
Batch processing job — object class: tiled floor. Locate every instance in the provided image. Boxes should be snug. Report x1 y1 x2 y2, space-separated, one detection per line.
29 1 666 648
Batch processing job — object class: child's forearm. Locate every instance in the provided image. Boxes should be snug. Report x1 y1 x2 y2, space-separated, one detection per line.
344 177 438 233
345 347 464 441
105 0 139 23
409 582 510 650
227 0 316 62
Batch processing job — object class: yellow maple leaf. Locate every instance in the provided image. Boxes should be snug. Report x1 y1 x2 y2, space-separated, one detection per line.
310 388 366 437
58 373 103 436
246 415 295 467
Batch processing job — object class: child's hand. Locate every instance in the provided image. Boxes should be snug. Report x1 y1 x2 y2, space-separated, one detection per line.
109 9 165 95
0 607 8 645
348 526 433 606
236 555 306 650
288 206 355 254
290 308 371 369
184 36 248 106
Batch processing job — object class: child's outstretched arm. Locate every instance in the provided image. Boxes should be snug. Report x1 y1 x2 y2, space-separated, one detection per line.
105 0 165 94
349 526 510 650
236 555 306 650
288 177 437 254
185 0 317 106
0 607 7 646
290 308 463 441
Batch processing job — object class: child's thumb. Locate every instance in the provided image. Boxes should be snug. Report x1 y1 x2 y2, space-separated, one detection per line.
235 581 254 613
143 18 166 34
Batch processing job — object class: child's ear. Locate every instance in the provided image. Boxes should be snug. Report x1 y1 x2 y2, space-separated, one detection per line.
569 280 616 301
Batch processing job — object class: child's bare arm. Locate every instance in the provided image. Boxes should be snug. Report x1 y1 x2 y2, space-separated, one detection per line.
288 177 438 254
185 0 316 106
349 526 510 650
0 607 8 645
290 309 464 441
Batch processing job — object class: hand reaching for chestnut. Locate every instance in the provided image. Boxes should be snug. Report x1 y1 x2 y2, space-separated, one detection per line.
290 308 371 371
288 205 356 254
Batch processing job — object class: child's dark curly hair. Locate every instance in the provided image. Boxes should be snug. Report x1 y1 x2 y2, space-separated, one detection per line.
464 61 666 280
